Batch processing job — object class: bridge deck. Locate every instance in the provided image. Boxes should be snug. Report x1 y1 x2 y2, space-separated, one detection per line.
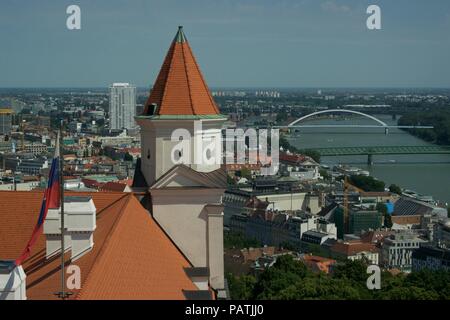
309 145 450 156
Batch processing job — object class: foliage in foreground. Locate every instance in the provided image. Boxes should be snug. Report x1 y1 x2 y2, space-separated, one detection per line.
227 255 450 300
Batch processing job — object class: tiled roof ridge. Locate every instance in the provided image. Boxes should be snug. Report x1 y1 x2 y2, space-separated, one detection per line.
74 193 133 299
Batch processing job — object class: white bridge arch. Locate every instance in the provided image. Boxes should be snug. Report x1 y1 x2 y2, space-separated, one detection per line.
288 109 388 127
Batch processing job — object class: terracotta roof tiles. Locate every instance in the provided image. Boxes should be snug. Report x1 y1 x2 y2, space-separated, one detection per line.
143 26 220 116
0 191 198 300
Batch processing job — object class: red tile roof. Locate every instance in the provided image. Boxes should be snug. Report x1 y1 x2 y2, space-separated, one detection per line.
330 241 379 257
279 152 307 164
99 181 128 192
301 255 336 274
118 178 133 187
143 26 220 116
0 191 198 300
81 178 103 189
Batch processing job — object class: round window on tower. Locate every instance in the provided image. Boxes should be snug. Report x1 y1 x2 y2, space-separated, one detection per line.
174 150 182 161
206 148 212 160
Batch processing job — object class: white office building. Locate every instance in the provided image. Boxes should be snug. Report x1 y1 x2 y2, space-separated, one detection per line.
381 232 427 272
109 83 137 130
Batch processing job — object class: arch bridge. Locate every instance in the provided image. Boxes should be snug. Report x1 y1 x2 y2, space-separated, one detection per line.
278 109 440 165
279 109 433 134
288 109 389 127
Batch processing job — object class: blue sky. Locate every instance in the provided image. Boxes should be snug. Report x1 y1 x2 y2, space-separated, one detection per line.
1 0 450 88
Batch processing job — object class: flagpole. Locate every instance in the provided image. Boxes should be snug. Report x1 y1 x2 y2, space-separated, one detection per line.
59 122 66 299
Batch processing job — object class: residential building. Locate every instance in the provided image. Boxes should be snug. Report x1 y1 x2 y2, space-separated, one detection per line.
301 230 336 246
330 240 379 265
381 232 427 272
434 218 450 248
334 205 382 239
0 181 40 191
279 152 320 181
0 109 12 135
412 245 450 271
0 140 12 153
15 157 49 175
230 210 337 250
109 83 137 130
24 143 48 155
223 188 321 225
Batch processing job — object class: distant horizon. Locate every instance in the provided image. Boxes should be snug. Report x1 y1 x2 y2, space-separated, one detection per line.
1 86 449 91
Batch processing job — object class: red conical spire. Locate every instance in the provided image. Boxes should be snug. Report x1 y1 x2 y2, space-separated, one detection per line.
144 26 220 116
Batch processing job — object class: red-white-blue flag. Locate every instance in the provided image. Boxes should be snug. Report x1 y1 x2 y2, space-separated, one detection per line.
15 132 61 266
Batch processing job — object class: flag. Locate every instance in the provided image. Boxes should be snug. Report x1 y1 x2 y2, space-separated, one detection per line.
15 132 61 266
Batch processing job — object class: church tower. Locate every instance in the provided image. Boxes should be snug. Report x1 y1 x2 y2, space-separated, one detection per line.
137 26 227 187
135 27 227 297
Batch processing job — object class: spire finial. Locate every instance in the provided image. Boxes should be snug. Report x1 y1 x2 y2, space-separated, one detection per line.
174 26 186 43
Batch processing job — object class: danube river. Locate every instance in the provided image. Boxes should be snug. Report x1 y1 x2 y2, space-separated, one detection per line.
286 114 450 205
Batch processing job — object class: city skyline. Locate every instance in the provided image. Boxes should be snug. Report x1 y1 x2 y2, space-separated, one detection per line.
0 15 450 302
0 0 450 88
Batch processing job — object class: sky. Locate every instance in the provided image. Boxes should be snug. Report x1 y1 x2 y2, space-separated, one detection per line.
0 0 450 88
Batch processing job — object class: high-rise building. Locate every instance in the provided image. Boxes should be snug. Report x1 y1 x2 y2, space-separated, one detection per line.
109 83 136 130
0 109 13 135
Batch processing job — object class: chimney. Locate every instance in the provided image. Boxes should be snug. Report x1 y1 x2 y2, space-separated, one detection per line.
65 196 96 261
43 208 71 259
0 260 27 300
43 196 96 261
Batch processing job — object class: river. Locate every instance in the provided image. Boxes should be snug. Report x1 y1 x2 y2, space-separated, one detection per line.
285 114 450 205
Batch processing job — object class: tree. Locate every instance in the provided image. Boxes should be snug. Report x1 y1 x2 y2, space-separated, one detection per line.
276 112 288 123
227 273 256 300
333 259 368 283
376 202 388 215
398 111 450 146
349 175 385 192
124 152 133 162
389 184 402 195
227 174 236 185
319 168 331 180
384 213 393 228
239 167 252 180
223 232 260 249
228 255 450 300
276 275 363 300
375 202 392 228
300 149 321 163
252 255 311 299
279 135 297 153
